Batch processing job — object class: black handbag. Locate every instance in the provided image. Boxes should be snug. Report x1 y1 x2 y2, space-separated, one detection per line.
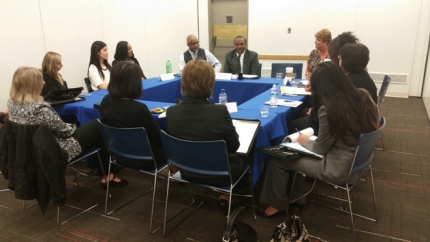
270 215 309 242
223 206 258 242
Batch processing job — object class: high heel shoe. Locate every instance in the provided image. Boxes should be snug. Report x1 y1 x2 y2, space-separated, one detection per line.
217 198 239 215
100 175 128 190
256 209 285 218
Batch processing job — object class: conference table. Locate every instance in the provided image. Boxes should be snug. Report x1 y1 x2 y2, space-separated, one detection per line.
53 77 306 185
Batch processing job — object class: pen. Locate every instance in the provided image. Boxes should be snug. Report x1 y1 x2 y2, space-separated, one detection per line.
284 100 292 102
296 128 301 134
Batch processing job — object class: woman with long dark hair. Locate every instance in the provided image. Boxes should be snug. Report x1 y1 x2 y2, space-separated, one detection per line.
112 41 146 79
88 41 112 90
257 61 379 218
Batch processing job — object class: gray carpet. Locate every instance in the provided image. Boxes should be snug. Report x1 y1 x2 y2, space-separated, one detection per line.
0 97 429 241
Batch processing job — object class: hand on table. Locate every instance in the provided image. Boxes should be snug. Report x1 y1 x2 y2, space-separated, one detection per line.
305 84 312 92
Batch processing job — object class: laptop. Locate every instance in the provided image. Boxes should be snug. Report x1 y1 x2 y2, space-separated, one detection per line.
232 118 260 156
44 87 85 105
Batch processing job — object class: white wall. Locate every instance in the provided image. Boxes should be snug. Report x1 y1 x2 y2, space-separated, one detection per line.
0 0 198 111
247 0 430 98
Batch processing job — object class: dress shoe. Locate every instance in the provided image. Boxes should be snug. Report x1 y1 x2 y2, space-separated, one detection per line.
217 198 240 215
290 202 306 213
100 176 128 190
256 209 284 218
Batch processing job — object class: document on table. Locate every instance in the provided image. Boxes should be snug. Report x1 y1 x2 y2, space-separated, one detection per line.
280 86 311 96
264 99 303 107
232 119 260 155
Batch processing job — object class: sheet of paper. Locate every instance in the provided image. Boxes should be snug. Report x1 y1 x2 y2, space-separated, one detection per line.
158 112 166 118
226 102 238 113
216 73 232 80
280 142 323 159
243 74 258 78
159 73 175 81
285 127 314 143
264 99 303 107
232 119 260 154
280 86 311 96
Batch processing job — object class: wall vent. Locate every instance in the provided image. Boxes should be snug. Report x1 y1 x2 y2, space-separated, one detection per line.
226 15 233 24
369 72 408 84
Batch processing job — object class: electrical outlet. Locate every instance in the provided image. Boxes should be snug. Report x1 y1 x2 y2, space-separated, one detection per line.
288 28 291 34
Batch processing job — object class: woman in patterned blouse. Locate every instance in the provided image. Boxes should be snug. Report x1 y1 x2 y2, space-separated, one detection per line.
7 67 127 190
305 28 332 80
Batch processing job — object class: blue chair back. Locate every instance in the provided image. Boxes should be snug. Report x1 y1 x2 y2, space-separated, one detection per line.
97 119 155 169
377 75 391 108
271 63 303 79
84 77 94 93
160 130 231 177
351 117 386 173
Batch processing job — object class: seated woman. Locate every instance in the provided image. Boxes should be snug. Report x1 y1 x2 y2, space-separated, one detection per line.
166 59 249 214
305 28 331 80
88 41 111 90
41 51 68 97
7 67 127 190
112 41 146 79
339 43 377 103
258 62 379 218
99 61 165 170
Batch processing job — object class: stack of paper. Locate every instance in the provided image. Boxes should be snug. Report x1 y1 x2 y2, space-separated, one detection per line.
280 86 311 96
265 99 303 107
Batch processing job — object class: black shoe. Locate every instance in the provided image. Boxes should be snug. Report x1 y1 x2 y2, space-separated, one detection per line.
290 202 306 213
217 198 239 215
100 176 128 190
256 209 284 218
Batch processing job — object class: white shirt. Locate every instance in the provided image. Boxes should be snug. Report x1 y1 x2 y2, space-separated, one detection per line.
236 50 246 74
179 49 222 74
88 64 110 90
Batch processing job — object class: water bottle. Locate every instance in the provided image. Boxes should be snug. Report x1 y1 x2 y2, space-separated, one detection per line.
219 89 227 105
166 59 172 74
270 84 278 108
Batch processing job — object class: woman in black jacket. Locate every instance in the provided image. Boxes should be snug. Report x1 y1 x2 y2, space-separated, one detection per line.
112 41 146 79
41 51 68 97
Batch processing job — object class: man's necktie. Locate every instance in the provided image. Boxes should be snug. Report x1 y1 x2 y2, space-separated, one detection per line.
237 54 242 73
192 51 197 59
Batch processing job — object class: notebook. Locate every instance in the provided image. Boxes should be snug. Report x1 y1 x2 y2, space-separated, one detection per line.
232 119 260 155
44 87 85 105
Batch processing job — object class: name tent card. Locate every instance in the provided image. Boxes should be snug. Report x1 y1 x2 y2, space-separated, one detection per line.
159 73 175 81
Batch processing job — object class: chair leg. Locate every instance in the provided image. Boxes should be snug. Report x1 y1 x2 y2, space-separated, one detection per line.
369 167 378 221
104 162 112 215
162 171 171 236
149 169 158 233
284 172 298 218
346 185 356 240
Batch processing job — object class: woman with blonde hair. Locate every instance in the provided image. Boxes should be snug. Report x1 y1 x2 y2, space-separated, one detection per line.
305 28 332 80
7 67 127 189
41 51 67 97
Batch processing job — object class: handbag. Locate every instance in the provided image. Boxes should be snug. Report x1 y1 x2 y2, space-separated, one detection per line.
223 206 258 242
270 215 310 242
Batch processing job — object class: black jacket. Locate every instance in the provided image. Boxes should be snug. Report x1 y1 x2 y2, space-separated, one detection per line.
0 120 68 214
42 72 68 97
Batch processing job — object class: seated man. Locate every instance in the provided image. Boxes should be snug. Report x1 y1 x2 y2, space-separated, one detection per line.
179 34 221 75
224 36 260 75
339 43 377 103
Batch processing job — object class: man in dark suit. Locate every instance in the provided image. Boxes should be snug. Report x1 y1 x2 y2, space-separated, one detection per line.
224 36 260 75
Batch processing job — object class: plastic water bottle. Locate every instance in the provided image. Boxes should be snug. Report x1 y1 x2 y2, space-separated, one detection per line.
270 84 278 108
219 89 227 105
166 59 172 74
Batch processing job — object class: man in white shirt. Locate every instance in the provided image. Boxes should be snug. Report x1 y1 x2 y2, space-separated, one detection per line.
179 34 222 74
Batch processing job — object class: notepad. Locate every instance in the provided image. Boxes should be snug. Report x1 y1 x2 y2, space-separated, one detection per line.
279 128 322 159
264 99 303 107
280 86 311 96
232 119 260 155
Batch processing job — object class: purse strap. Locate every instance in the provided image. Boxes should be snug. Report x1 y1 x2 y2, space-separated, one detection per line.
222 206 245 242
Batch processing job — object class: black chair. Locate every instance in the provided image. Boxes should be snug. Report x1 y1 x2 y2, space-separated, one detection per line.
375 75 391 150
84 77 94 93
288 117 386 241
97 119 168 232
257 63 262 77
271 63 303 79
159 130 255 236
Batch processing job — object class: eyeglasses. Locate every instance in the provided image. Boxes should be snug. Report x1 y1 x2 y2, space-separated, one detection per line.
338 55 342 60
